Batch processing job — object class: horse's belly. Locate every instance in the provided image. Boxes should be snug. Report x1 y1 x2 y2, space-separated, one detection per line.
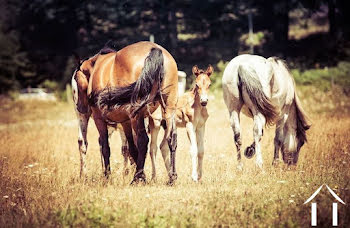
105 110 130 123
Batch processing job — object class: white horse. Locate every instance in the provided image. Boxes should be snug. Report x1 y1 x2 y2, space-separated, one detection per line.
222 54 310 169
148 65 213 181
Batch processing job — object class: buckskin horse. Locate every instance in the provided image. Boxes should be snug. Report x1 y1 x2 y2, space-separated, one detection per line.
71 45 133 179
222 54 310 170
148 65 213 182
87 41 178 184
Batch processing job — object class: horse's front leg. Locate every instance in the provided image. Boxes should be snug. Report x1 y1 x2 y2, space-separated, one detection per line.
130 114 149 184
196 126 205 181
93 116 111 177
186 122 198 182
76 111 91 178
272 119 284 166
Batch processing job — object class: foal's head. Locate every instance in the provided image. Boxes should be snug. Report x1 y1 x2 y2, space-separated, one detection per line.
192 65 213 106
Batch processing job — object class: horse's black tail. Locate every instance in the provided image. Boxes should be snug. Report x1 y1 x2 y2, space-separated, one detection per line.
237 64 278 125
93 47 164 116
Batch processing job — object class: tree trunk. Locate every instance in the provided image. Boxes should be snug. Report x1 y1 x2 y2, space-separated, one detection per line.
273 0 289 55
168 8 177 53
328 0 336 38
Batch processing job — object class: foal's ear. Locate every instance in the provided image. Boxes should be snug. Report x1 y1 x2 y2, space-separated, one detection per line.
206 65 214 76
192 65 200 77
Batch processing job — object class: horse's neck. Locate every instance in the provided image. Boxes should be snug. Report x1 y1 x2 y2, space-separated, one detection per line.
81 55 98 80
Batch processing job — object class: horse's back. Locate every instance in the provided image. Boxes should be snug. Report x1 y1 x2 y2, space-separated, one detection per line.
90 41 177 93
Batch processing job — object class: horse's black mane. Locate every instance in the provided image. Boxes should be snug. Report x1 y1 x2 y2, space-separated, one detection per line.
99 40 118 55
73 40 118 72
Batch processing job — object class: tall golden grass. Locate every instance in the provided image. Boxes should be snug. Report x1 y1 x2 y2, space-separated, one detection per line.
0 91 349 227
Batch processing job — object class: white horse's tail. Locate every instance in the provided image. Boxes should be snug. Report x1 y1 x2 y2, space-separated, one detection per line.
238 65 278 125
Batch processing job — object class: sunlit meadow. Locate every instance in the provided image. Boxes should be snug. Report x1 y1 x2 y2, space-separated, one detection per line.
0 88 349 227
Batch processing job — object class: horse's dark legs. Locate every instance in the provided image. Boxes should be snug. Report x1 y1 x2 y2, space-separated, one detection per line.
129 115 149 184
93 117 111 177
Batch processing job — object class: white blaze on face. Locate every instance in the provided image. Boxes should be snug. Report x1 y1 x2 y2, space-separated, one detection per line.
200 93 208 104
71 74 78 105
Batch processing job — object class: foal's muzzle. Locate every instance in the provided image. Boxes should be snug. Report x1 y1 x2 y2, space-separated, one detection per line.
200 101 208 106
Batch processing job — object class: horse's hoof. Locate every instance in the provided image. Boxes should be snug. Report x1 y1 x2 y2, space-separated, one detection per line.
236 163 243 172
272 159 280 167
244 146 255 159
191 174 198 182
124 168 130 176
130 171 146 186
130 177 146 186
167 172 178 186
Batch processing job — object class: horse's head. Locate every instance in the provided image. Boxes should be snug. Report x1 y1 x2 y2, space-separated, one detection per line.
71 55 90 114
281 129 307 166
281 143 300 166
281 96 310 166
192 65 213 106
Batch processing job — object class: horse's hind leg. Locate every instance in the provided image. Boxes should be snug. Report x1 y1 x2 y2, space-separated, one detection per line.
229 109 243 171
130 114 149 184
251 113 266 169
76 111 90 178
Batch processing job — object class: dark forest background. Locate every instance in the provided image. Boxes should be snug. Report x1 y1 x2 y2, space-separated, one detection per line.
0 0 349 94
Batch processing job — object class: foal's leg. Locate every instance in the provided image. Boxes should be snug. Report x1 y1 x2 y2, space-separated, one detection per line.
76 111 91 178
252 113 266 169
186 122 198 182
149 117 161 181
130 114 149 184
196 126 205 181
93 117 111 177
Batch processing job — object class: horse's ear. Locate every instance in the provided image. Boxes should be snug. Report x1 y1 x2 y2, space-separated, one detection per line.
206 65 214 76
192 65 200 77
72 52 81 67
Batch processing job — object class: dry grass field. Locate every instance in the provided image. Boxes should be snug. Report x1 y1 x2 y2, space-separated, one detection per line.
0 89 350 227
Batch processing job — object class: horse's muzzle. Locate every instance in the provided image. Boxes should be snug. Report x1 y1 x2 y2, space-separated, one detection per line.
200 101 208 106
